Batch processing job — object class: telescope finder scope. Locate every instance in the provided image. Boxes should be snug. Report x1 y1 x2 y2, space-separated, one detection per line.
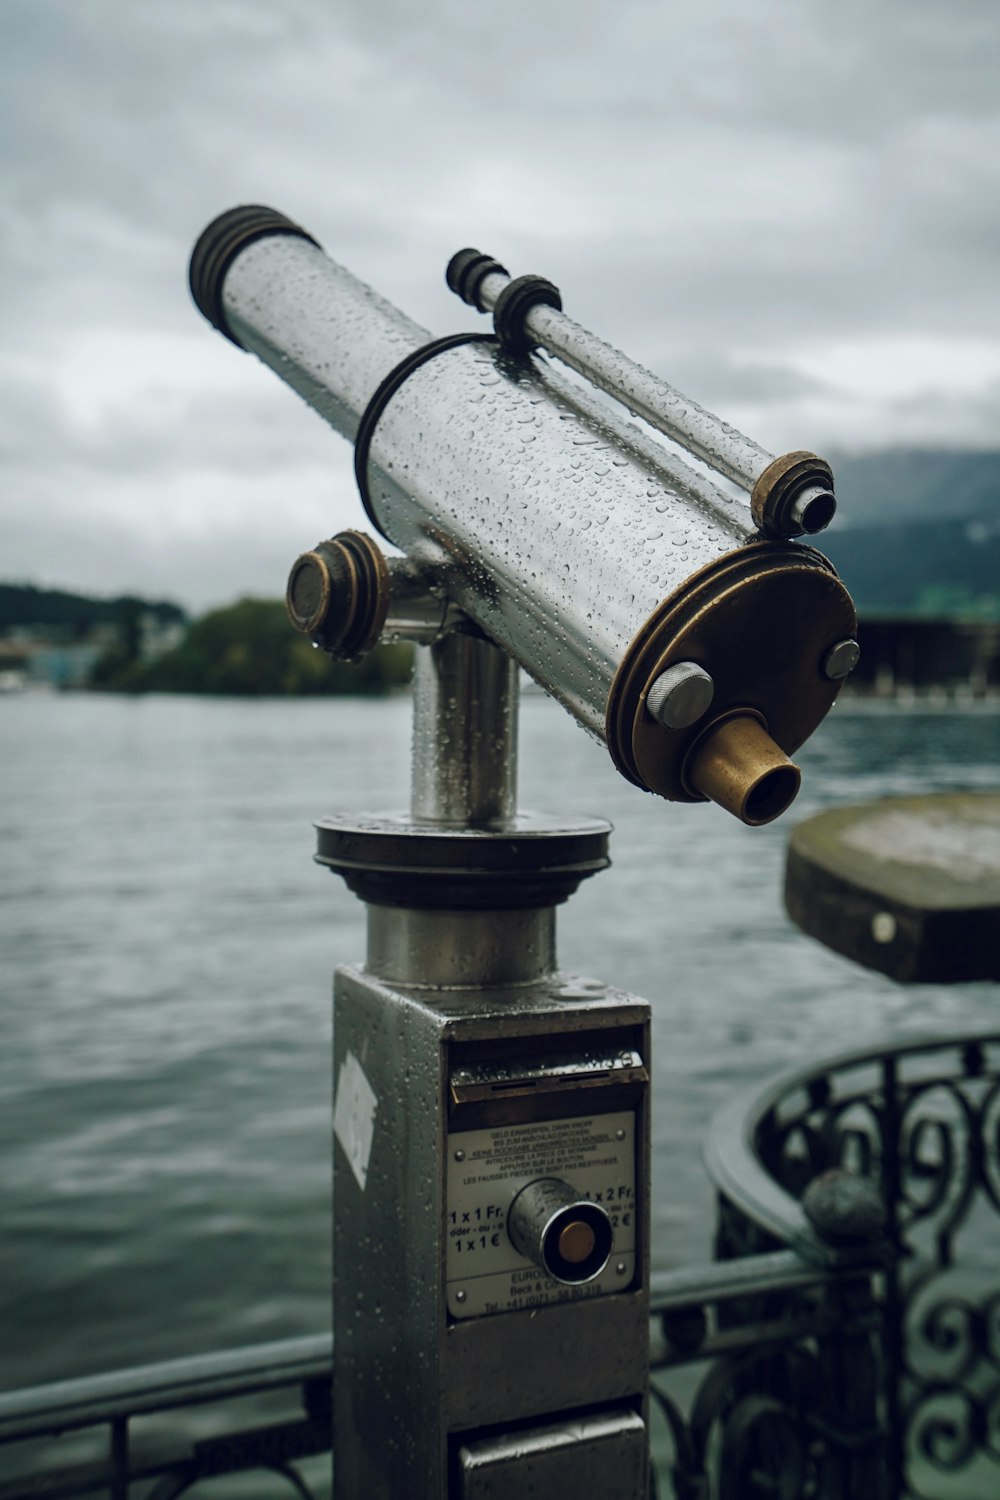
190 206 858 826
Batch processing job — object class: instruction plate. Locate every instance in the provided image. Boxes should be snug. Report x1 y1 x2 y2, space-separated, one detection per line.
446 1110 636 1319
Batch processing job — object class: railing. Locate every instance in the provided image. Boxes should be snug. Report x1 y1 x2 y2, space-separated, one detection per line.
648 1250 886 1498
0 1338 332 1499
707 1028 1000 1499
2 1030 996 1499
0 1263 883 1500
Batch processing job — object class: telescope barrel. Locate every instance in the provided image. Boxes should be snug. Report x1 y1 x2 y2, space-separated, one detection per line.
190 207 857 824
451 258 836 540
191 207 429 442
474 268 773 494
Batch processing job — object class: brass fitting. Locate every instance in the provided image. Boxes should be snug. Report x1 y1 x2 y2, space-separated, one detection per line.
285 530 389 661
750 451 836 538
607 540 857 826
686 714 801 826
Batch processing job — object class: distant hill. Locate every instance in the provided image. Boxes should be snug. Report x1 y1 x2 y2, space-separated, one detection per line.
820 449 1000 617
820 518 1000 618
0 582 186 634
0 583 189 690
0 584 412 695
829 449 1000 529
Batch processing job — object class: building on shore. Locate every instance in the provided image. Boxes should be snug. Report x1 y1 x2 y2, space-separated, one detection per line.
0 589 186 692
847 617 1000 701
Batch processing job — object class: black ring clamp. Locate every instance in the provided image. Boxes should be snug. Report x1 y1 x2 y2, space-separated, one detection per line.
353 333 499 534
491 275 563 357
355 264 564 531
445 249 564 355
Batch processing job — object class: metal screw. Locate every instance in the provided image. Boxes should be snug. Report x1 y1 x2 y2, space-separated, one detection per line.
646 661 715 729
615 1262 627 1276
790 483 836 535
615 1129 626 1141
456 1290 467 1303
454 1150 465 1162
823 639 860 681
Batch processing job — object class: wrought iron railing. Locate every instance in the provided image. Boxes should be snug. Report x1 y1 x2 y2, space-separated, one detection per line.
706 1028 1000 1499
648 1250 886 1498
0 1337 332 1499
2 1030 996 1499
0 1262 883 1500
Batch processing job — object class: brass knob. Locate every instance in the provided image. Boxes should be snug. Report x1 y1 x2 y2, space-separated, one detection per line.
285 530 389 661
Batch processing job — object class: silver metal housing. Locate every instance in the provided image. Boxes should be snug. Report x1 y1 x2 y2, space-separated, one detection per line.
475 267 774 495
220 235 756 742
411 634 519 825
201 213 856 826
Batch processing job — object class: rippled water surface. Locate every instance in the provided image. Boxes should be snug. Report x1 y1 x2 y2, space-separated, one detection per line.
1 691 997 1393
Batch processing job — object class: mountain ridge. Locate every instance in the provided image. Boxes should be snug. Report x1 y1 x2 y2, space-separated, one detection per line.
816 448 999 616
827 448 999 530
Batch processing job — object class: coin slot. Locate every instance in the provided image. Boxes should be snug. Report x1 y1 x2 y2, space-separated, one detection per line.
543 1202 613 1284
507 1177 614 1287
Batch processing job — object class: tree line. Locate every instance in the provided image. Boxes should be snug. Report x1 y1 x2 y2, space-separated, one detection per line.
92 597 412 696
0 582 184 635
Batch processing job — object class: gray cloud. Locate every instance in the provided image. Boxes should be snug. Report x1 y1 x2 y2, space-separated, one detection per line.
2 0 998 607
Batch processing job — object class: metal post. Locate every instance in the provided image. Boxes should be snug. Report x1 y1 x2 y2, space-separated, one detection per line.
411 633 519 826
109 1415 128 1500
325 636 652 1499
819 1273 888 1498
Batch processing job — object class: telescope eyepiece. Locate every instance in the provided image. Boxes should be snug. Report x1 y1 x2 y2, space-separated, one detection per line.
750 451 837 539
445 248 509 312
189 205 320 346
791 484 837 536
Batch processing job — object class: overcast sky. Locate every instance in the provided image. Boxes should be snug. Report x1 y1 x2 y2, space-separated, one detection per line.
3 0 999 609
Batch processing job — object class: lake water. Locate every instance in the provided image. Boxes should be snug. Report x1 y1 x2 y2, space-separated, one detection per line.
1 691 998 1395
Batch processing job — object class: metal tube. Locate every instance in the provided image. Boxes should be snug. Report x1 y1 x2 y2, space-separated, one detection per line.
382 558 465 645
535 355 748 532
356 329 755 744
220 231 748 537
222 234 427 441
475 269 772 494
411 633 519 826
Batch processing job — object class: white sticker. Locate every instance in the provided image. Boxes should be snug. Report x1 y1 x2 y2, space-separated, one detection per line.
333 1051 378 1191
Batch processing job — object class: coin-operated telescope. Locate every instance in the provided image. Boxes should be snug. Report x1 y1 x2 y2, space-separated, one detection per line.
190 205 858 1500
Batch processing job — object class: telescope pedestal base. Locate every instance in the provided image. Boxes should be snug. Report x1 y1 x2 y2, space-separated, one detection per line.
332 963 651 1500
